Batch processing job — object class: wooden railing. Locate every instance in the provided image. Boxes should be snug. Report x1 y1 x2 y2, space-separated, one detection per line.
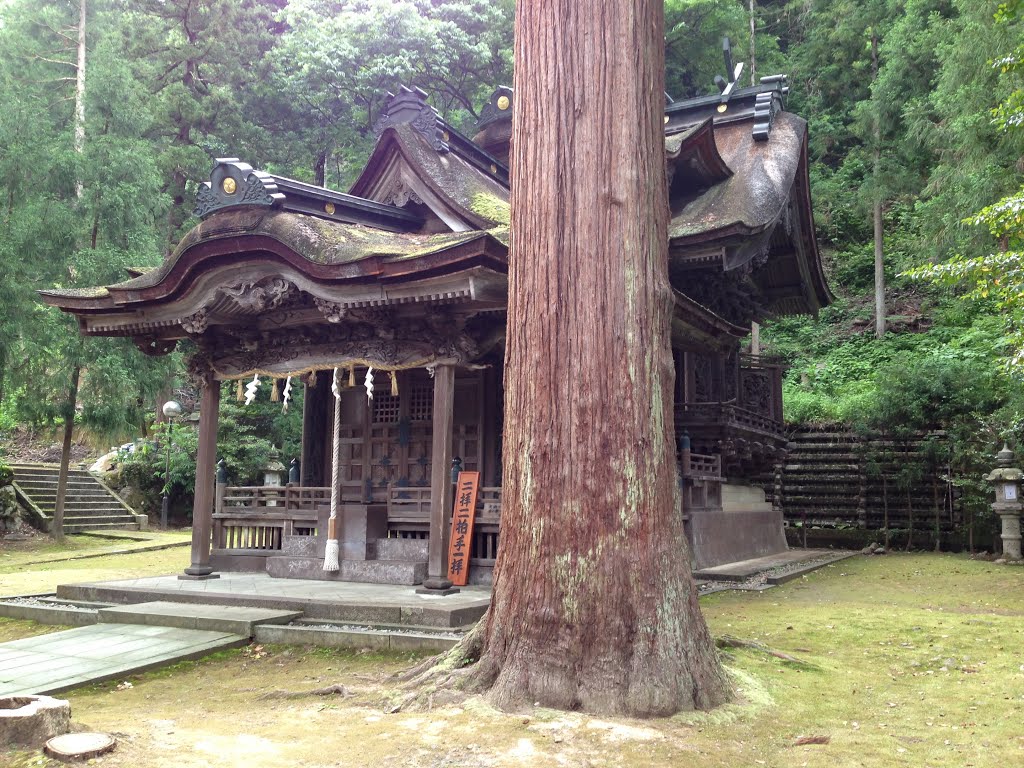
687 452 721 478
213 485 329 554
678 401 782 437
213 483 504 567
385 485 503 566
212 509 318 552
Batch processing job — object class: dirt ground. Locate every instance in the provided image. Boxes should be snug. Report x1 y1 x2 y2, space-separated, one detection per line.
3 553 1024 767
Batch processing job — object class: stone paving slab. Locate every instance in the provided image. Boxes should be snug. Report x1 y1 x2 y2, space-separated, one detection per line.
0 623 246 697
97 601 301 637
59 573 492 629
693 548 847 581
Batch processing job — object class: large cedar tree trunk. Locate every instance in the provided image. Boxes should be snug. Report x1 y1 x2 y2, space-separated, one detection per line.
473 0 729 715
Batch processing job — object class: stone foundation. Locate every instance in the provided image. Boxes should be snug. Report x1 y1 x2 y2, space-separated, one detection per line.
688 483 788 570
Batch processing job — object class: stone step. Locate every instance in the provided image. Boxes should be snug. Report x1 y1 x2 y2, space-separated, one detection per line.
370 537 429 561
62 522 140 534
16 484 119 494
29 501 128 514
9 465 95 474
97 601 302 638
265 556 427 586
11 474 98 484
62 515 138 525
253 623 460 653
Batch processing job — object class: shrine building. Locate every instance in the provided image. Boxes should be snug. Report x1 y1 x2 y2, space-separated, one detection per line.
41 72 831 587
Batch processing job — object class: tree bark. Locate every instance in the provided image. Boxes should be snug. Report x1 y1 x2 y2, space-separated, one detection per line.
52 365 81 542
472 0 729 716
871 32 885 339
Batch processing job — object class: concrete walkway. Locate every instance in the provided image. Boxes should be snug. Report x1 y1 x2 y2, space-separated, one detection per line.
0 601 302 696
0 623 246 696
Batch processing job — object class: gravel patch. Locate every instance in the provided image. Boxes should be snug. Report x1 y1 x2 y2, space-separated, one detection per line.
293 622 463 640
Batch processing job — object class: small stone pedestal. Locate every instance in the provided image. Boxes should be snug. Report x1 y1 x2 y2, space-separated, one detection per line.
985 444 1023 562
416 578 460 597
0 695 70 747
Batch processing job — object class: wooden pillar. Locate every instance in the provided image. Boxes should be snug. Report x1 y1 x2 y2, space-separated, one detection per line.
182 373 220 579
300 371 329 487
421 363 457 593
483 365 500 486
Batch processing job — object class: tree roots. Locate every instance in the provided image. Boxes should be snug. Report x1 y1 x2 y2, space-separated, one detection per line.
388 618 492 712
715 635 819 669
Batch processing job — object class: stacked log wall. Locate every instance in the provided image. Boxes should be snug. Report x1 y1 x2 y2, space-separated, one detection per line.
760 429 960 536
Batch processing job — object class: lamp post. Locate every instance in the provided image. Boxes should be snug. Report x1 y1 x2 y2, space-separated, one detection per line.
985 443 1023 562
160 400 183 528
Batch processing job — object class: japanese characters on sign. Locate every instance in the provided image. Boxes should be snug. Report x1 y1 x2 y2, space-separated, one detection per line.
447 471 480 586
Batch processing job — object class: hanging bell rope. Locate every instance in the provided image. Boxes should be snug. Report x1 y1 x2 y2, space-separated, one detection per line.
323 367 342 572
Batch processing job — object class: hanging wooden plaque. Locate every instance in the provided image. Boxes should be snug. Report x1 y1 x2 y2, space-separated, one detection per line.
447 471 480 586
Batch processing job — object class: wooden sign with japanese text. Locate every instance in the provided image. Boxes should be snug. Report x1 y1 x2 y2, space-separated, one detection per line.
447 471 480 586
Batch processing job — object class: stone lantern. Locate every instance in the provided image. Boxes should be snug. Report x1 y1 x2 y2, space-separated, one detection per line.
262 447 287 506
985 443 1023 562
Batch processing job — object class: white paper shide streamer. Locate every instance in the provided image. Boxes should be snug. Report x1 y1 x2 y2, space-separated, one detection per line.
281 376 293 413
244 374 261 405
364 366 375 402
322 367 342 572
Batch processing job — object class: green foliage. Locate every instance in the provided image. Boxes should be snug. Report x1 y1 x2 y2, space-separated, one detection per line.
116 383 303 514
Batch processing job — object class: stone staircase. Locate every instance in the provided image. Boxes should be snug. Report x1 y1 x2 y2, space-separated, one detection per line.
9 462 142 534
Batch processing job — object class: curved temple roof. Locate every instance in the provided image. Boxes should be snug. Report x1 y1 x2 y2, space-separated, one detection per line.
42 78 831 351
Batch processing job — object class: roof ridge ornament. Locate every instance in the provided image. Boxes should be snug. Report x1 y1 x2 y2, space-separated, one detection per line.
752 75 787 142
476 86 513 130
374 85 450 153
195 159 285 219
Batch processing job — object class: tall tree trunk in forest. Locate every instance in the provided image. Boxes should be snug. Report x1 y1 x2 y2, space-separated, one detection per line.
471 0 729 716
52 365 81 542
74 0 86 200
904 486 913 552
871 31 885 339
882 473 890 550
314 146 328 187
749 0 757 85
54 1 87 541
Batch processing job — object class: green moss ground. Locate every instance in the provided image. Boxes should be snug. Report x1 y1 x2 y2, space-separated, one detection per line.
0 530 191 596
2 552 1023 766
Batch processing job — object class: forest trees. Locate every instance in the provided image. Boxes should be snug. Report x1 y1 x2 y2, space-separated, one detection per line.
905 0 1024 368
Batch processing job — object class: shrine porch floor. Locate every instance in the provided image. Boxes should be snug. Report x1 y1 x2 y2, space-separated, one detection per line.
54 572 493 629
